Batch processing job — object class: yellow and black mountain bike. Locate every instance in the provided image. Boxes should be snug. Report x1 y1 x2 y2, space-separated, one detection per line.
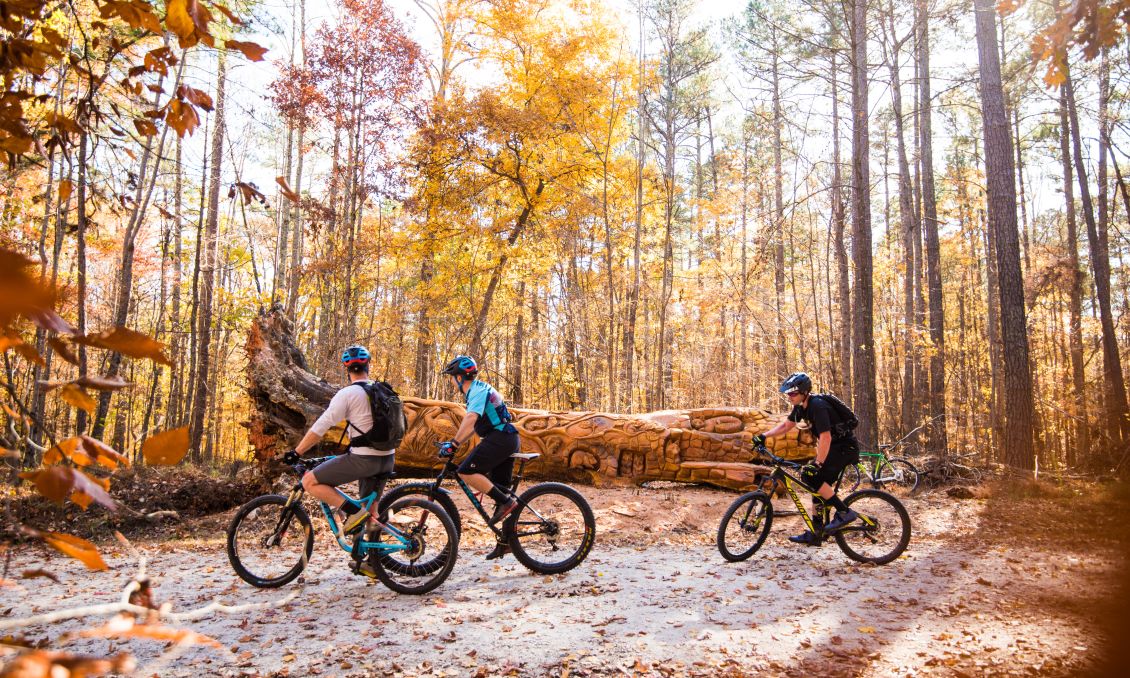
716 442 911 565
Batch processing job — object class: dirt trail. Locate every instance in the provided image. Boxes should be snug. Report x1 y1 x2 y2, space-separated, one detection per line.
0 481 1124 677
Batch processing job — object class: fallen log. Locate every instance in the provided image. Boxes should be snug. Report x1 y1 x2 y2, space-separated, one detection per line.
245 306 814 491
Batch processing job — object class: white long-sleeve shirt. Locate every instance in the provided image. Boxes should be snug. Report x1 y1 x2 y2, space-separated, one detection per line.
309 382 393 456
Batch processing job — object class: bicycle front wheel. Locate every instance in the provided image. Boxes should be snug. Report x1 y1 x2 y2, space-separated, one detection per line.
370 497 459 595
506 483 596 575
226 494 314 588
834 489 911 565
875 458 919 497
716 491 774 562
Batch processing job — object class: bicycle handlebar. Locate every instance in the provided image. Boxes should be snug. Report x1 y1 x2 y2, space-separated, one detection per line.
751 442 803 469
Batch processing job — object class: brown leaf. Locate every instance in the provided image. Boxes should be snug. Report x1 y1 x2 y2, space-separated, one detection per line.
58 179 72 202
165 98 201 138
74 327 173 365
48 337 78 365
100 0 163 33
75 375 135 391
20 568 60 583
134 118 158 136
39 531 109 570
141 426 190 465
225 39 268 62
0 250 59 328
58 384 96 413
211 2 244 25
177 84 213 111
70 471 113 511
42 437 83 465
235 182 266 205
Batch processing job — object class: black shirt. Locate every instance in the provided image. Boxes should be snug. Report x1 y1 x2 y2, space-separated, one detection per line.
788 396 848 441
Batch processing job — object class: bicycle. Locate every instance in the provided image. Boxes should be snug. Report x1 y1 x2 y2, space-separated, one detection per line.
226 456 459 594
376 442 596 574
841 445 920 497
716 442 911 565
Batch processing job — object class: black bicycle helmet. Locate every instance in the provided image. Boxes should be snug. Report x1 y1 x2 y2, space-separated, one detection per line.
780 372 812 395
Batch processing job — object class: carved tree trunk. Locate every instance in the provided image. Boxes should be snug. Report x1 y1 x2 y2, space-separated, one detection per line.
246 308 812 491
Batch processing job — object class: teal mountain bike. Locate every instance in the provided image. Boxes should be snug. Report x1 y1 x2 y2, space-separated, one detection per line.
226 456 459 594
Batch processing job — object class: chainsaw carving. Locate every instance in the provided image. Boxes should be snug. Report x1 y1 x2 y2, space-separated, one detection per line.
245 307 813 491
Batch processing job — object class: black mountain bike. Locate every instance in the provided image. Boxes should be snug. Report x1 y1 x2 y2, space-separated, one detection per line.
377 443 596 574
226 456 459 594
717 443 911 565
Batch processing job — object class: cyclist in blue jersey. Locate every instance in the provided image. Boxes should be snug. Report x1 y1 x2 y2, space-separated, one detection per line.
438 355 521 560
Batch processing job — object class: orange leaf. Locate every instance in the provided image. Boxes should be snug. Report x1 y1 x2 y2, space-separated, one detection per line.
80 615 222 647
79 436 131 470
141 426 190 465
166 0 215 49
39 531 109 570
74 327 173 365
0 649 134 676
58 384 96 414
69 469 114 511
225 39 268 62
58 179 73 202
42 436 83 466
276 176 301 202
19 466 74 504
177 84 213 111
0 249 59 328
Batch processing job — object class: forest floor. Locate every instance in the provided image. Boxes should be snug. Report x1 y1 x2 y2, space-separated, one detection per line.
1 474 1128 677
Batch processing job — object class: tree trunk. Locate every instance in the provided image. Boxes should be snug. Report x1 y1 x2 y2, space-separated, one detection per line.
1064 56 1130 451
973 0 1035 470
849 0 878 449
189 51 228 462
917 0 948 456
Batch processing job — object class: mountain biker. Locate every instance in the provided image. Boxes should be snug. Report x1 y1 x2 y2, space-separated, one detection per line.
439 355 521 560
282 345 396 538
754 372 860 545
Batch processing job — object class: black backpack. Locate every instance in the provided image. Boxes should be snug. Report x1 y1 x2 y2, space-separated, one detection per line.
347 381 408 451
815 393 859 438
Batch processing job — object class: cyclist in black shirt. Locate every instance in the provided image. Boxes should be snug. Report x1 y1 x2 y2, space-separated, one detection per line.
754 372 860 545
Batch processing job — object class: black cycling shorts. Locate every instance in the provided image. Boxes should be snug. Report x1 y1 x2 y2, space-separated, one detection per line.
458 431 520 488
807 438 860 490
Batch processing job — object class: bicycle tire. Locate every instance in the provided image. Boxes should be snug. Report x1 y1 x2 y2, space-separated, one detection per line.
833 489 911 565
370 497 459 595
876 458 919 496
378 482 463 535
226 494 314 588
506 483 596 575
716 491 774 562
841 463 863 492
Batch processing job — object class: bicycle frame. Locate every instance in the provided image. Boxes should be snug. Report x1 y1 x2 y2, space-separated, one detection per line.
278 473 415 560
755 446 880 539
420 453 552 541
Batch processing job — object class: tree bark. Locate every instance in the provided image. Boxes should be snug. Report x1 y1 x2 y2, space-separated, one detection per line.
849 0 878 449
917 0 947 456
973 0 1035 469
189 50 228 462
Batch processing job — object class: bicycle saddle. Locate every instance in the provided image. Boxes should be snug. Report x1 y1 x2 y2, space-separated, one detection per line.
511 452 540 460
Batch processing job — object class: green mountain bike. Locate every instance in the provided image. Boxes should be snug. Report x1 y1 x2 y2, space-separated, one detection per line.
717 442 911 565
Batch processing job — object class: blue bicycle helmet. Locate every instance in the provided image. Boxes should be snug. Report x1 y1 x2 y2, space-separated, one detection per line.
341 345 371 366
442 355 478 379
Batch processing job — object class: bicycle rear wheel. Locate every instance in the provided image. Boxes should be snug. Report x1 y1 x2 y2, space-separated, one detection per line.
226 494 314 588
370 497 458 595
840 463 863 492
716 491 773 562
875 458 919 497
506 483 596 575
834 489 911 565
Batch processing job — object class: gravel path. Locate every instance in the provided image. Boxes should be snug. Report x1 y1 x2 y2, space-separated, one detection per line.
0 482 1121 676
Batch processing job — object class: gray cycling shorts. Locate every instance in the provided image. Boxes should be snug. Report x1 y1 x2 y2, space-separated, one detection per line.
312 452 394 501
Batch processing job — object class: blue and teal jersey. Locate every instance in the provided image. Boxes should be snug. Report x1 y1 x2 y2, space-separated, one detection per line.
464 380 516 437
